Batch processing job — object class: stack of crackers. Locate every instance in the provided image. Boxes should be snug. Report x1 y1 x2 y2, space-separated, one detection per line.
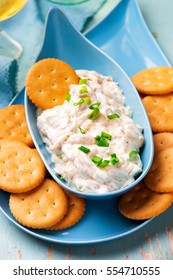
0 105 85 230
118 66 173 220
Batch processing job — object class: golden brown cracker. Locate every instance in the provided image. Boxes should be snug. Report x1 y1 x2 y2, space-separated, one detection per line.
9 179 68 229
142 93 173 133
118 181 173 220
26 58 79 110
0 140 46 193
154 132 173 153
144 147 173 193
47 191 85 230
0 104 34 147
131 66 173 95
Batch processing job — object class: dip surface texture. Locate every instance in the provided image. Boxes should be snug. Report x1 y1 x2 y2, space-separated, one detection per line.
37 70 144 193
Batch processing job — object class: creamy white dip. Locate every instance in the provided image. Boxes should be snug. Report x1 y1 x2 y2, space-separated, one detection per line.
37 70 144 193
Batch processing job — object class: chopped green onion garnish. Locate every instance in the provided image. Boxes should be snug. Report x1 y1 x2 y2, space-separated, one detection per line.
79 85 88 94
84 96 91 104
73 98 85 106
111 158 119 165
101 131 112 141
79 78 88 85
97 137 109 147
79 127 86 134
108 113 120 119
94 135 101 141
129 150 139 158
78 146 90 154
111 153 117 158
65 92 71 102
99 160 110 167
59 174 65 180
110 153 119 165
89 102 101 109
88 108 100 120
91 155 103 166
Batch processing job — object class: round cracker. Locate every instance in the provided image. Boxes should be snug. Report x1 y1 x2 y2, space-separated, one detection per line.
9 179 68 229
142 93 173 133
0 104 34 147
144 147 173 193
0 140 46 193
154 132 173 153
118 181 173 220
131 66 173 95
47 191 85 230
26 58 79 109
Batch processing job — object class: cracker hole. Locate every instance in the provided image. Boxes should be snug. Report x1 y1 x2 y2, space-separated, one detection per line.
37 74 42 78
53 202 56 206
37 200 40 203
52 98 58 102
21 198 25 201
28 211 31 215
51 69 55 73
46 189 49 192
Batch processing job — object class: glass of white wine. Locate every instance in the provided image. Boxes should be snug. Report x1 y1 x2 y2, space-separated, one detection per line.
0 0 28 59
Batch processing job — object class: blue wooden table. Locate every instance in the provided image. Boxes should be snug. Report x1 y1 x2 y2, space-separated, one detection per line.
1 0 173 260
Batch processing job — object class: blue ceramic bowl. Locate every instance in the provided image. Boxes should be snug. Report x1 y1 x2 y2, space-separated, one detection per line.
25 7 154 200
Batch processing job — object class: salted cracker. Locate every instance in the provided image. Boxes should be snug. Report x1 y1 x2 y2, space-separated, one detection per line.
9 179 68 229
26 58 79 110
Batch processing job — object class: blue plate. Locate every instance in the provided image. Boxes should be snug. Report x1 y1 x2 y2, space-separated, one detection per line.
85 0 171 75
25 7 153 200
0 0 170 244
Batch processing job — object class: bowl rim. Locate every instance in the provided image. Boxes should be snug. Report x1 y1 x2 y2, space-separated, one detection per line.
25 7 154 199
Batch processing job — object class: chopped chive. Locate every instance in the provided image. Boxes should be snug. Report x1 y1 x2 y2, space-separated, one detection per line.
99 160 110 167
94 135 101 141
79 85 88 94
129 150 139 158
108 113 120 119
101 131 112 141
73 98 85 106
79 127 86 134
65 92 71 102
79 78 88 85
97 137 109 147
89 102 101 110
78 146 90 154
59 174 65 180
84 96 91 104
88 108 100 120
91 155 103 166
111 153 117 159
110 153 119 165
111 158 119 165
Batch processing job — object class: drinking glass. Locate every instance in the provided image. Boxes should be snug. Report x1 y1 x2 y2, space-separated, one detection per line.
0 0 28 59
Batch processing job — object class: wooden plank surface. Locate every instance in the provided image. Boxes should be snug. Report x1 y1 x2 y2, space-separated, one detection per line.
1 205 173 260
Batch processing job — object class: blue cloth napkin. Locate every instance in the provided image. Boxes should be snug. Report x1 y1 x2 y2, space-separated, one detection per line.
0 55 17 108
0 0 105 108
